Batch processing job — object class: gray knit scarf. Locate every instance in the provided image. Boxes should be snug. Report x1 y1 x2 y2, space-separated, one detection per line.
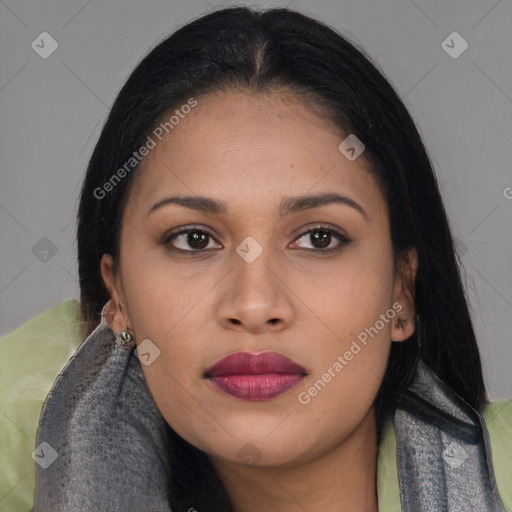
32 317 506 511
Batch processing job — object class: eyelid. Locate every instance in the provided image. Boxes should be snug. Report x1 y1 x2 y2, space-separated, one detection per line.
291 222 348 239
162 223 215 239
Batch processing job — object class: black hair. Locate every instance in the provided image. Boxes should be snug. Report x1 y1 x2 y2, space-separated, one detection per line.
76 7 487 510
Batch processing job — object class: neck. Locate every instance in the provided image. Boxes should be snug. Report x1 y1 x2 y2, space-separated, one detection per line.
210 409 379 512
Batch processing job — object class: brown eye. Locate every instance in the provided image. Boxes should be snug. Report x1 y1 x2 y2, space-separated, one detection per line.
308 230 331 249
163 227 221 252
291 225 350 253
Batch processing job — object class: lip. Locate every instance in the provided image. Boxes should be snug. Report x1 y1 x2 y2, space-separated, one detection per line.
204 351 308 401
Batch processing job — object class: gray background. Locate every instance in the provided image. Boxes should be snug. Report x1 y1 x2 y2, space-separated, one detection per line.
0 0 511 399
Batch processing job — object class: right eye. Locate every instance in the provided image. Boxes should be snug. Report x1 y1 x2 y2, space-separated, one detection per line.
161 226 222 252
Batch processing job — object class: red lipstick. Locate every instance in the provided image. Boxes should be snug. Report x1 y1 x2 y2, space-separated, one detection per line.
204 351 307 401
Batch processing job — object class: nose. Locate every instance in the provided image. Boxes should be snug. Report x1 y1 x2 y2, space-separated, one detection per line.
216 249 294 334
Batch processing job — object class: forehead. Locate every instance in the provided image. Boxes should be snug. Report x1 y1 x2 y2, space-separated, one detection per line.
127 89 385 219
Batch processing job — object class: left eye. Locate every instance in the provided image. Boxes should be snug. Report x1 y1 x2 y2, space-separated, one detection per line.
291 226 349 253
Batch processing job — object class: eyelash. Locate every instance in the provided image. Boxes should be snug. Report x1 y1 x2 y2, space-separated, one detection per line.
160 224 350 255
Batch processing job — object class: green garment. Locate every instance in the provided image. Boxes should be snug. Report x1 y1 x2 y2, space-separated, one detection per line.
1 300 511 511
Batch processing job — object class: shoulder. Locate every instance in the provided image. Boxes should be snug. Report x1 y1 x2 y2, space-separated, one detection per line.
482 399 512 511
482 398 512 426
0 300 83 512
0 299 83 390
377 399 512 512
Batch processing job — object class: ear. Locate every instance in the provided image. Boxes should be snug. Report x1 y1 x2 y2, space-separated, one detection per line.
391 247 418 342
100 253 131 333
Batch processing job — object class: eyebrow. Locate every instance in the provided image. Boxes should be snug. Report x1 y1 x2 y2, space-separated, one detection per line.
147 192 368 220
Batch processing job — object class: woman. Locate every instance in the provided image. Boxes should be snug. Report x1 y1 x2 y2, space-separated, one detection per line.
28 6 510 512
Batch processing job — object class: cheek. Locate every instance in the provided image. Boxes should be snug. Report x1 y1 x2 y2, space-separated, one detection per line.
120 242 214 337
119 251 222 445
292 244 396 348
289 243 395 417
292 313 392 453
292 351 388 458
138 358 217 451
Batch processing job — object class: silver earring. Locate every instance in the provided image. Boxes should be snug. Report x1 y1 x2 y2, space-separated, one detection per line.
116 326 135 350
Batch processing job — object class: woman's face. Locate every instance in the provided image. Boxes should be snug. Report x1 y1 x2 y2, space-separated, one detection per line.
102 89 417 469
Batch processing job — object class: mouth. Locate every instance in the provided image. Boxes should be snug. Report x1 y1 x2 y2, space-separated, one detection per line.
204 351 308 401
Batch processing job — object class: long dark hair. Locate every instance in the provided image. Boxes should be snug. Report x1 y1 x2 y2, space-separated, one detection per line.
76 6 487 510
